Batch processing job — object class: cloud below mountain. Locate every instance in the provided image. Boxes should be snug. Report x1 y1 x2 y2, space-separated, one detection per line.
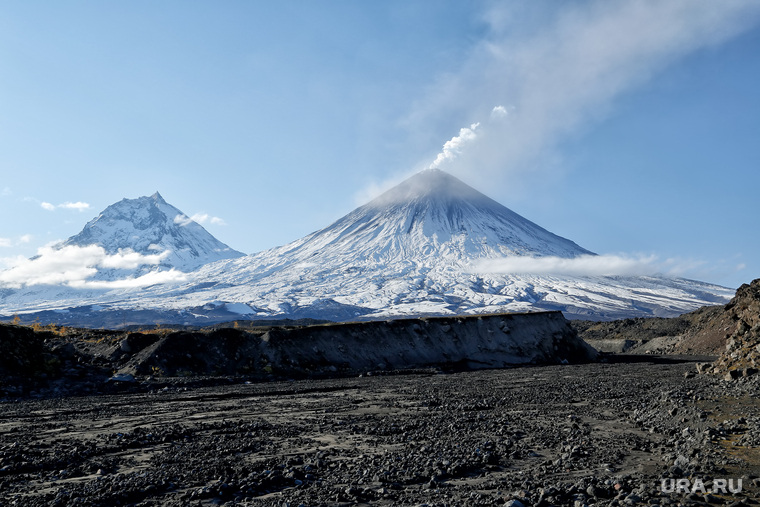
174 213 226 227
472 253 706 278
0 244 184 289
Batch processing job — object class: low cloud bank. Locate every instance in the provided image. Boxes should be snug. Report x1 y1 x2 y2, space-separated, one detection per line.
0 244 186 289
472 253 701 278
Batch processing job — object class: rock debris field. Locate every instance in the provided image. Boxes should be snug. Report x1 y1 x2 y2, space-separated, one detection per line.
1 356 760 506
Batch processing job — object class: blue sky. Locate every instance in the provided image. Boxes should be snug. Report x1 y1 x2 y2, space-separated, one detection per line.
1 1 759 290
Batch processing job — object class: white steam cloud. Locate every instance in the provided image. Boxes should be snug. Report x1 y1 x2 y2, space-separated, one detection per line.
408 1 760 184
428 122 480 170
0 244 185 289
473 253 703 278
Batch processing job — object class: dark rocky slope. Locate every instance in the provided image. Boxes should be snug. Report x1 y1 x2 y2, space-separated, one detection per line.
572 277 760 381
709 278 760 379
572 304 735 355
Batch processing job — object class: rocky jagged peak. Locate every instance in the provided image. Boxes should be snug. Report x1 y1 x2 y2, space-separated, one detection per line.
150 191 167 204
61 193 244 272
708 278 760 379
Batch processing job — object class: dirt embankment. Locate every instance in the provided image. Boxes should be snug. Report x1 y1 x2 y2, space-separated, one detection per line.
572 278 760 381
572 304 735 356
0 311 595 398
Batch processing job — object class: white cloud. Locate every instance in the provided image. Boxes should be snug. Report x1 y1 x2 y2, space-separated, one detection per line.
174 212 226 227
40 201 91 212
173 214 192 226
472 253 693 277
406 1 760 186
1 187 10 197
98 248 170 269
68 269 188 289
0 235 33 248
490 105 509 118
58 201 90 211
0 244 181 289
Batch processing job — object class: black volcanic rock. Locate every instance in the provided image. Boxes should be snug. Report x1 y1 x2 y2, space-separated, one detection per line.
712 278 760 378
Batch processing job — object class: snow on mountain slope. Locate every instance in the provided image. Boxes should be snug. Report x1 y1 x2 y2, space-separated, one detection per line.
63 192 244 273
0 193 244 316
0 171 734 324
86 169 731 322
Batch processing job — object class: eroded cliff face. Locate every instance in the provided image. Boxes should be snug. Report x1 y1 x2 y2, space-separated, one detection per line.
114 311 596 378
709 279 760 379
0 311 595 397
257 311 596 375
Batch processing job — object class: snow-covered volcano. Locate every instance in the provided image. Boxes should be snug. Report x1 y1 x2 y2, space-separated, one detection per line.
63 192 243 272
0 171 734 325
270 168 593 264
93 169 728 323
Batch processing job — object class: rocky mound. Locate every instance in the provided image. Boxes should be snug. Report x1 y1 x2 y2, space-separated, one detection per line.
572 304 735 355
0 325 57 390
708 278 760 379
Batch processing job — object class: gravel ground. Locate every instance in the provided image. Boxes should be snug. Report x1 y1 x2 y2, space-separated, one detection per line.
1 356 759 506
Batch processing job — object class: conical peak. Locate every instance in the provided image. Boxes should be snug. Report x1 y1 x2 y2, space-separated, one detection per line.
369 169 491 207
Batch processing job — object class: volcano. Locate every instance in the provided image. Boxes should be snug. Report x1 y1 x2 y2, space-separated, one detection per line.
63 192 244 273
266 168 594 263
0 170 734 325
145 169 731 322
